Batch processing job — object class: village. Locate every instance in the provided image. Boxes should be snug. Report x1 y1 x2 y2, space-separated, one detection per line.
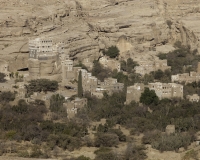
1 37 200 159
1 37 200 118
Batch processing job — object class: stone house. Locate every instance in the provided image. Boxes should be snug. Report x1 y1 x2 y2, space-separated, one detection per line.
126 82 183 104
29 37 64 59
77 69 98 93
99 77 124 94
135 59 171 76
63 98 87 119
186 94 200 102
99 56 121 72
148 82 183 100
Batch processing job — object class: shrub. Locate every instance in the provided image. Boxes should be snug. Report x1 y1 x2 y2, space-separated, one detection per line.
124 143 147 160
50 94 65 113
0 72 6 82
76 155 91 160
151 133 192 152
92 61 111 81
166 20 173 29
0 91 15 103
95 133 119 147
182 149 198 160
25 79 58 95
103 46 119 58
94 147 115 160
74 61 88 71
108 129 126 142
157 53 167 60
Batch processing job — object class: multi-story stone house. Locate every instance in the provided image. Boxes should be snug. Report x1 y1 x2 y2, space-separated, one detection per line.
148 82 183 100
29 38 63 59
99 56 121 72
28 37 64 80
186 94 200 102
126 82 183 104
100 78 124 93
135 59 171 76
76 69 98 93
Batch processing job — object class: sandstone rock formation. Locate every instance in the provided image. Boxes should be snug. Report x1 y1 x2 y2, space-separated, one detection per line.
0 0 200 73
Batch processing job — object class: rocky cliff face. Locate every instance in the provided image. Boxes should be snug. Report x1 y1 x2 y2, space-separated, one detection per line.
0 0 200 72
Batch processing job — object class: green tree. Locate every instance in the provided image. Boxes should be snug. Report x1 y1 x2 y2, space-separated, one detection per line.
50 94 65 113
140 87 159 105
0 91 15 103
10 72 14 78
154 69 164 80
0 72 6 82
15 72 19 78
78 70 83 98
92 61 111 81
103 46 119 58
95 133 119 147
126 58 138 73
25 79 58 95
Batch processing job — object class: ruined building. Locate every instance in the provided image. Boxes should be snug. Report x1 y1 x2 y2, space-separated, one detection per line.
186 94 200 102
126 83 145 104
63 98 87 119
126 82 183 104
171 62 200 83
99 56 121 72
135 58 171 76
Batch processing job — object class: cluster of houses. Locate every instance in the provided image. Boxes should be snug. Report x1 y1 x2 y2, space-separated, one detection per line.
0 37 124 119
1 36 200 119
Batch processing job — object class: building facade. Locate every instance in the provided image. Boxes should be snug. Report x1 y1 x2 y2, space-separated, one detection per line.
126 82 183 104
29 37 63 60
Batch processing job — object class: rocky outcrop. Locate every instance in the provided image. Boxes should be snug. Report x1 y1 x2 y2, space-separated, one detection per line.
0 0 200 72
